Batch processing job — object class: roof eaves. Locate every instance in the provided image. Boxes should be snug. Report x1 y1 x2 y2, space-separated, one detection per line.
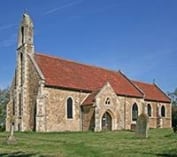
45 84 92 93
116 93 143 98
144 98 171 103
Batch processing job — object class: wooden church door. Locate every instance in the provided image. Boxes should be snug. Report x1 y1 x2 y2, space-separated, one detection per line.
102 112 112 131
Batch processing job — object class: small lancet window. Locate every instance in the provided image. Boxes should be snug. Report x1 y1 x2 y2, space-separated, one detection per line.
12 100 15 116
21 26 24 44
132 103 138 121
67 97 73 119
105 97 111 105
20 53 24 86
19 93 22 116
161 105 165 117
147 104 152 117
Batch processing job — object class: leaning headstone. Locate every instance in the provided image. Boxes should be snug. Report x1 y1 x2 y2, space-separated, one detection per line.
135 113 149 138
7 123 17 144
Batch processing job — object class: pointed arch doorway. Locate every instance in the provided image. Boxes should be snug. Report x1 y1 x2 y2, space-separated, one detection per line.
102 112 112 131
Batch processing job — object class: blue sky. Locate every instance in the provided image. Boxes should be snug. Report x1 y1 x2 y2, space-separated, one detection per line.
0 0 177 93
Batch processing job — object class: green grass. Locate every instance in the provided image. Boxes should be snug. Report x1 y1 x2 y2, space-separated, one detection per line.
0 129 177 157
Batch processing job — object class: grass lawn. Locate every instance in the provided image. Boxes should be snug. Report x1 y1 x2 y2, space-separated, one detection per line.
0 128 177 157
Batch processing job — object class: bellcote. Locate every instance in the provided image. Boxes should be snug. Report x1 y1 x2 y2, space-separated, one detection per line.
17 13 34 48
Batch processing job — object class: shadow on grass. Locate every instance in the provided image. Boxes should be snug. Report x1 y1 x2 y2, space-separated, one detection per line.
143 149 177 157
156 154 177 157
0 151 45 157
132 148 177 157
156 149 177 157
164 133 177 138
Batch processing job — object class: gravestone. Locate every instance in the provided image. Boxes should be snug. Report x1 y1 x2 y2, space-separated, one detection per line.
135 113 149 138
7 122 17 144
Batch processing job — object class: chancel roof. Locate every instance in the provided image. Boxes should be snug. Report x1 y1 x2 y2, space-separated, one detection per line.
35 53 170 103
132 81 170 103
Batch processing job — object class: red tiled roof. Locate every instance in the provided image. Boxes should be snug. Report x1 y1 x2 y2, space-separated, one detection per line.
35 53 143 98
82 90 100 105
132 81 171 103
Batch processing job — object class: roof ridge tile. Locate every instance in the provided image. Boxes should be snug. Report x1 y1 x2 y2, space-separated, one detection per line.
35 52 121 74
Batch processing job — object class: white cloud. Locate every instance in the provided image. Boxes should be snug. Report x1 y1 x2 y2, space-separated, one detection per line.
45 0 84 15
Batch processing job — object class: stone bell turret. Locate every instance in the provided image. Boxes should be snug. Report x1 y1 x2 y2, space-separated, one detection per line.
17 13 34 51
14 13 35 131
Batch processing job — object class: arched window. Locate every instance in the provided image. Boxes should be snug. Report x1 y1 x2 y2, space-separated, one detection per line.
67 97 73 119
132 103 138 121
20 53 24 85
161 105 165 117
13 99 15 116
21 26 24 44
147 104 152 117
105 97 111 105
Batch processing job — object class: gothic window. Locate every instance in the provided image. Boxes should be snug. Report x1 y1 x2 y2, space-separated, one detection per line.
147 104 152 117
105 97 111 105
20 53 24 86
161 105 165 117
132 103 138 121
13 100 15 116
21 26 24 44
67 97 73 119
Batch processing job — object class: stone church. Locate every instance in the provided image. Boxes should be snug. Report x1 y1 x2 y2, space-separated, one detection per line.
6 13 171 132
